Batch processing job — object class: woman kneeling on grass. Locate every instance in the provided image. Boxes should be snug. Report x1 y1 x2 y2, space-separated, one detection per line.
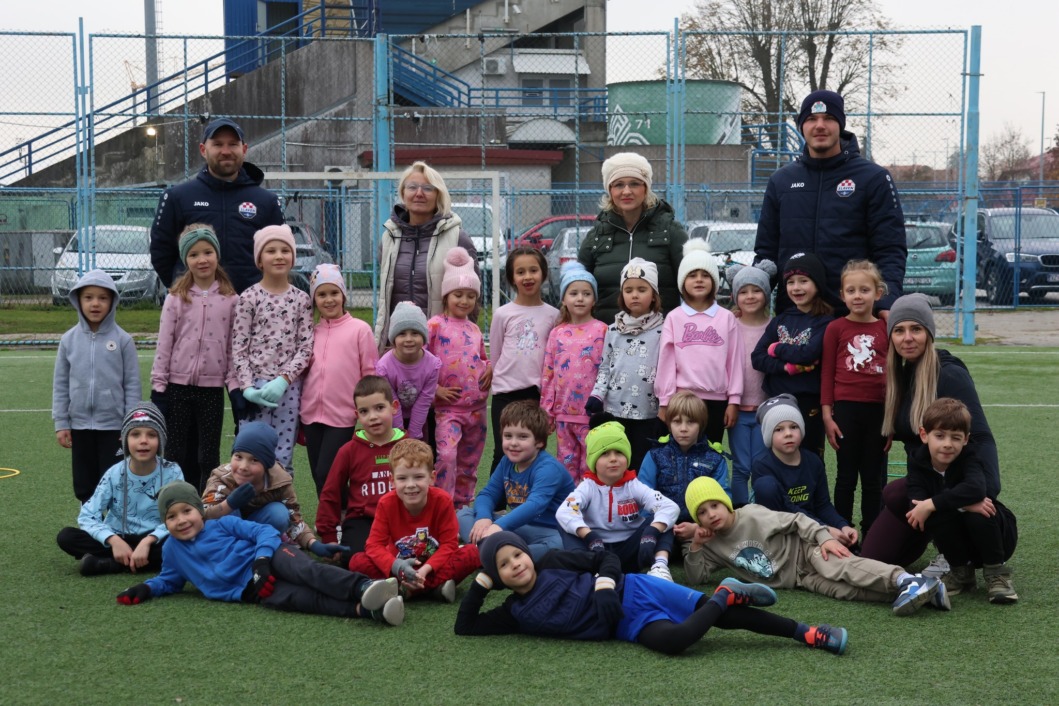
454 531 849 656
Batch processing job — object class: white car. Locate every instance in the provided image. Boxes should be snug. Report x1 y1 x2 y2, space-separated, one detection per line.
51 225 166 306
684 220 758 302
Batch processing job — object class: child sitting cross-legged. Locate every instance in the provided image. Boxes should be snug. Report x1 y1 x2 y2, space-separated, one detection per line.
346 439 481 603
906 398 1019 604
115 482 405 626
454 531 851 656
555 421 679 581
201 422 346 561
684 476 951 616
56 402 184 576
457 401 575 560
637 391 731 557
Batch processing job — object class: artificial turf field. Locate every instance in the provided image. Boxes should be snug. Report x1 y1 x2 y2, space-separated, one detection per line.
1 346 1057 704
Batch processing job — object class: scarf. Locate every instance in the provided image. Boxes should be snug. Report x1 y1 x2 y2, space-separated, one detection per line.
614 310 664 336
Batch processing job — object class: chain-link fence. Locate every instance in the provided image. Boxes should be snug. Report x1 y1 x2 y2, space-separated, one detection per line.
8 22 1053 341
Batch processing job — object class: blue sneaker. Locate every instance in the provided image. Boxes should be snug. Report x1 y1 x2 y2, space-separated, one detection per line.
931 580 952 611
804 624 849 656
892 575 940 616
718 578 778 607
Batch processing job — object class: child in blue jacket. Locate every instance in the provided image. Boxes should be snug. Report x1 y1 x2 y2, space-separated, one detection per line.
455 531 849 656
114 482 404 625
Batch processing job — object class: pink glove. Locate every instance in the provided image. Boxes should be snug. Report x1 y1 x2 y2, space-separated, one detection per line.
768 342 780 357
784 362 816 375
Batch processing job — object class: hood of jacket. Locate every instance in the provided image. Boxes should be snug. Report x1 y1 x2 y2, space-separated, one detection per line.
194 161 267 190
69 269 120 334
936 348 969 374
585 469 638 488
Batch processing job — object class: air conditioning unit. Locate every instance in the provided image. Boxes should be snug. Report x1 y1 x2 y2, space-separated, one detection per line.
483 57 506 76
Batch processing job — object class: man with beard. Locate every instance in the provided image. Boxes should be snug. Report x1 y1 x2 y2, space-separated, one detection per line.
150 118 284 294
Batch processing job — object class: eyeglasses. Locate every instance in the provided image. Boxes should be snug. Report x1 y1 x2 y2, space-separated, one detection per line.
609 180 645 192
403 183 436 194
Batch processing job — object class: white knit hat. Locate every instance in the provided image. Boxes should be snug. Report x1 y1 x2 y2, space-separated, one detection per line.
441 246 481 298
677 238 720 296
602 152 652 191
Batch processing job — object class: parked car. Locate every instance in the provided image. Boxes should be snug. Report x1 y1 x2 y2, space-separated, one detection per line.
513 214 596 252
948 207 1059 304
451 202 508 272
288 221 333 271
542 226 592 304
903 221 957 306
683 220 757 303
51 225 166 306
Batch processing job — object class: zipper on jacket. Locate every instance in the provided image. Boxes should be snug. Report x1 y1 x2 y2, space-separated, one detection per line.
608 486 614 522
88 331 96 417
191 288 208 384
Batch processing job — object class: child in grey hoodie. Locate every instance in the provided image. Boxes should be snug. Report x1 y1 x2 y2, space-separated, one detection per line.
53 269 142 501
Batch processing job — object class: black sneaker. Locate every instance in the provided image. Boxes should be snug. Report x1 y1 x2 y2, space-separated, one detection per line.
78 554 123 576
804 624 849 656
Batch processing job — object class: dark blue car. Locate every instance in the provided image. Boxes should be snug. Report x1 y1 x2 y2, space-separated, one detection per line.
949 207 1059 304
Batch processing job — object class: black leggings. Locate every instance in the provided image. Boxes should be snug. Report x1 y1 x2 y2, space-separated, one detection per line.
303 423 356 498
636 599 797 655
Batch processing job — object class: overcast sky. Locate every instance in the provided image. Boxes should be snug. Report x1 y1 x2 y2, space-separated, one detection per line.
3 0 1056 168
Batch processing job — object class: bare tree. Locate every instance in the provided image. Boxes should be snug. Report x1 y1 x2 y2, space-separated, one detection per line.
679 0 902 150
980 123 1031 181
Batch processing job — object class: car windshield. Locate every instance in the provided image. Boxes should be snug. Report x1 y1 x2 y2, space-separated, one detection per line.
991 213 1059 239
66 228 148 254
906 224 948 249
706 228 756 253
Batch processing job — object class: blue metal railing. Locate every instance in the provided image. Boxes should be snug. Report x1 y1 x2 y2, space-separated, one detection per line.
391 43 608 118
0 3 377 184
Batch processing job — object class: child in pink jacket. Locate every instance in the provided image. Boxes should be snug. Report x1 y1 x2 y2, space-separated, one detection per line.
540 263 606 482
150 224 239 491
300 264 378 497
426 247 491 508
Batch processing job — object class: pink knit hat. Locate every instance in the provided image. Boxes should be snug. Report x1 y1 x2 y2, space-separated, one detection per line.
253 224 296 266
309 263 347 304
441 246 481 298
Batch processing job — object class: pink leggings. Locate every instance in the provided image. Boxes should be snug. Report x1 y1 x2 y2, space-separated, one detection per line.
555 419 590 483
434 404 487 508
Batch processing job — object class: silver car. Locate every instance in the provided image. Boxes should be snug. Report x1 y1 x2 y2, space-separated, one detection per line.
51 225 166 306
543 226 592 304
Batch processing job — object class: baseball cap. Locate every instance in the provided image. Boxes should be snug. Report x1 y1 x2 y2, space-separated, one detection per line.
201 118 245 143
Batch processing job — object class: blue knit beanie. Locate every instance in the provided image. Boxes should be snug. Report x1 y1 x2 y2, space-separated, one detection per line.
479 531 532 588
232 421 279 469
559 261 598 301
797 90 846 131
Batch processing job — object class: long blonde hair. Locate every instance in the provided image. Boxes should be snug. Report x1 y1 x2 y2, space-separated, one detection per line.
169 223 235 303
881 337 940 436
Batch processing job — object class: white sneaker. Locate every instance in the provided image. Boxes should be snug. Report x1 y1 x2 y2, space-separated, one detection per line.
892 576 940 616
647 563 673 582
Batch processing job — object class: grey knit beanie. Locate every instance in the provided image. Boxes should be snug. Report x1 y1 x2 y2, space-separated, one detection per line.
157 481 205 518
121 401 168 457
388 300 429 344
728 261 774 298
756 393 805 448
887 293 936 339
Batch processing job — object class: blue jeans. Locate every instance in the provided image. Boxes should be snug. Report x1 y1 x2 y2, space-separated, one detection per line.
239 502 289 534
728 410 765 506
456 506 563 561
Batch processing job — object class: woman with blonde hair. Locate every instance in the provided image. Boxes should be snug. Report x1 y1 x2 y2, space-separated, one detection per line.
374 161 480 352
860 294 1000 568
577 152 687 324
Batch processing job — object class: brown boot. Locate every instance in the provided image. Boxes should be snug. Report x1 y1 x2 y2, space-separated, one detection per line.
942 564 977 595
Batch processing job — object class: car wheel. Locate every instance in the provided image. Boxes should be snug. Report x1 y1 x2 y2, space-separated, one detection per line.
154 282 167 307
985 268 1011 305
1028 291 1048 304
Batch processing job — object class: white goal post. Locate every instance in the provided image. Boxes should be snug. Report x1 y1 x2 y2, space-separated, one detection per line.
263 170 506 311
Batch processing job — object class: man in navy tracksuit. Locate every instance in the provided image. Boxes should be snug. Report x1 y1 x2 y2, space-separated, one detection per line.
754 90 907 316
150 118 284 294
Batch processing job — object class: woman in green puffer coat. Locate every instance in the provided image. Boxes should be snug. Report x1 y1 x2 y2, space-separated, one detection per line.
577 152 688 324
